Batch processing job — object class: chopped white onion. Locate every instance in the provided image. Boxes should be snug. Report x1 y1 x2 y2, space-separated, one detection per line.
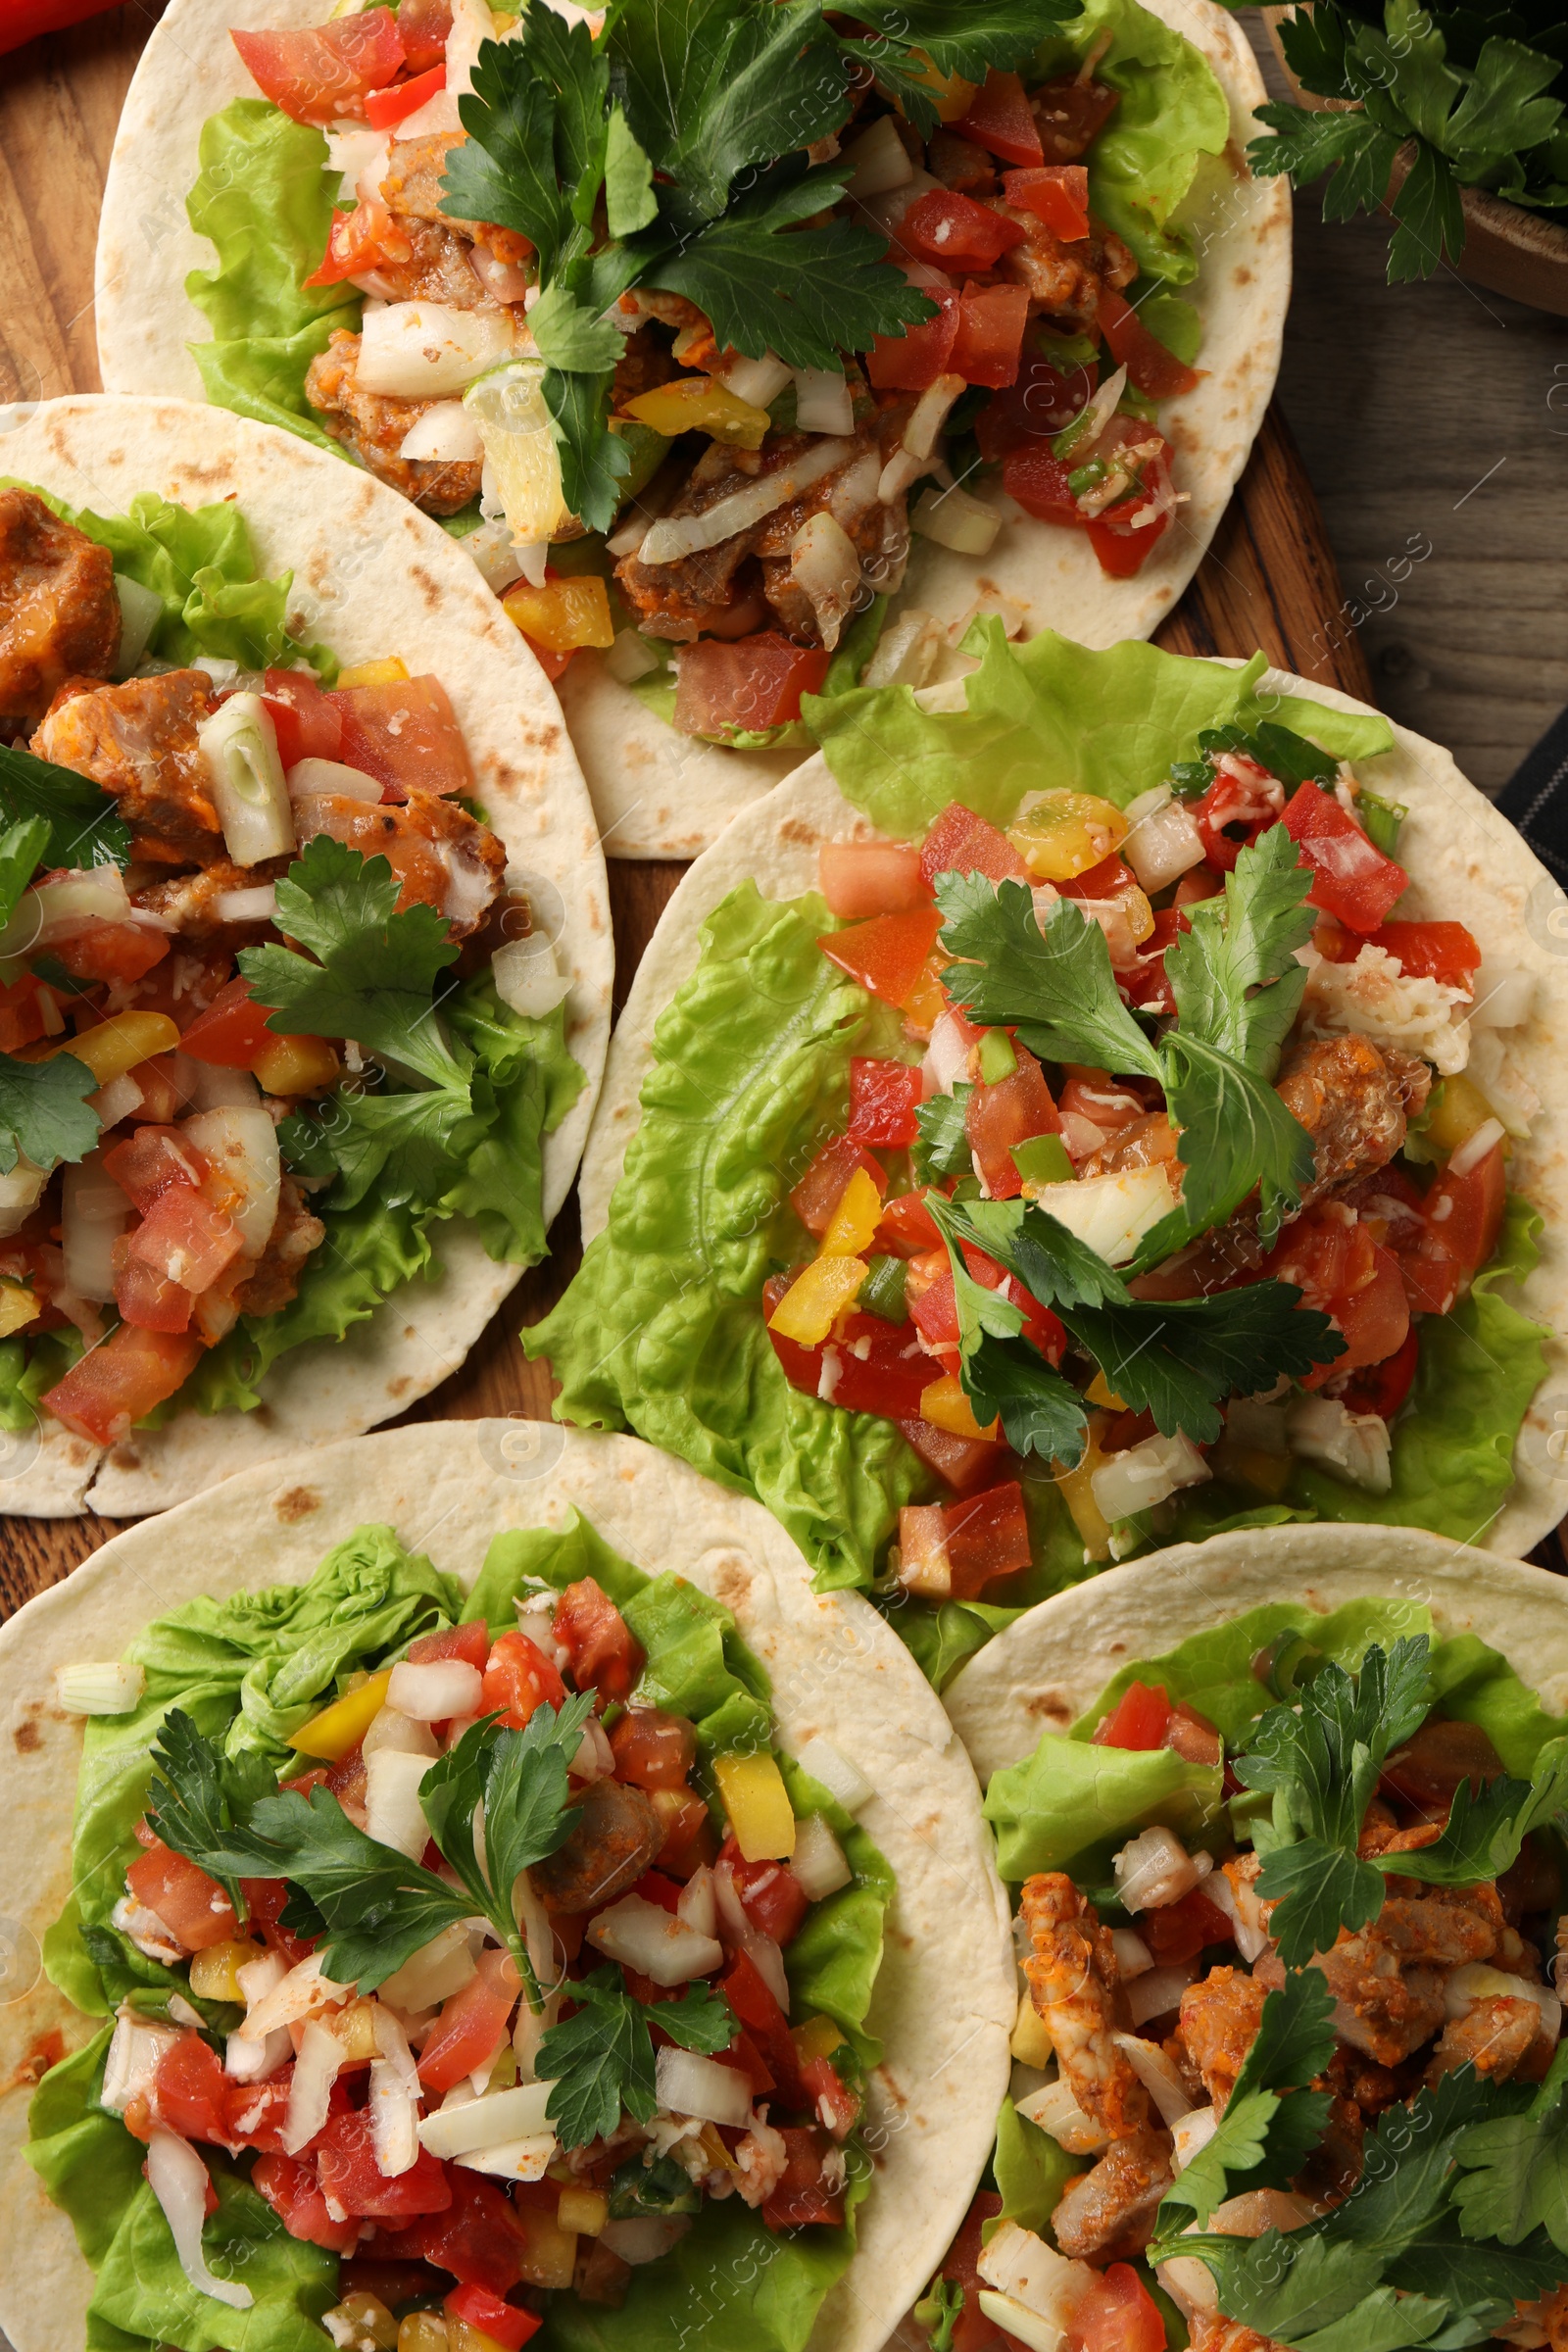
197 692 295 866
1125 1961 1202 2028
515 1871 569 1999
491 931 571 1017
324 122 385 195
788 511 861 651
1172 2104 1219 2172
1113 1828 1210 1913
89 1070 143 1130
904 372 967 464
1022 1164 1176 1266
418 2080 554 2158
362 1704 438 1762
379 1923 476 2013
1448 1116 1506 1178
790 1813 852 1901
795 1735 873 1813
600 2215 692 2266
398 400 486 465
171 1054 260 1112
102 2011 183 2113
147 2130 253 2309
112 573 165 679
368 2002 422 2178
1091 1431 1211 1525
1112 2032 1194 2125
1156 2258 1219 2321
236 1951 352 2043
1470 964 1534 1030
975 2292 1066 2352
456 2132 558 2180
603 627 661 683
282 2018 344 2155
978 2222 1097 2330
0 866 132 957
358 302 519 400
211 884 278 926
877 446 929 507
1015 2078 1108 2154
365 1746 435 1860
182 1106 280 1256
639 438 854 566
920 1008 974 1099
1123 794 1206 893
586 1892 725 1986
714 1860 790 2011
854 167 941 240
285 757 383 804
1446 1960 1561 2042
793 366 856 436
1203 1870 1272 1964
720 352 793 409
1286 1394 1392 1494
513 1985 559 2082
464 515 530 595
570 1715 616 1782
54 1660 144 1715
387 1657 484 1721
842 114 915 199
112 1894 183 1965
224 2020 291 2084
676 1865 718 1940
910 484 1002 556
1208 2188 1317 2237
1109 1928 1153 1979
655 2046 752 2129
861 608 942 690
0 1153 47 1241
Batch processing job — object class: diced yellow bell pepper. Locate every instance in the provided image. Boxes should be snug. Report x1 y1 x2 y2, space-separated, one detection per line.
288 1665 392 1759
768 1254 866 1345
1010 1987 1054 2069
619 376 772 451
397 2315 449 2352
62 1010 180 1086
712 1749 797 1862
905 53 978 122
516 2204 578 2291
820 1166 882 1258
792 2014 847 2067
503 575 616 658
1425 1071 1501 1158
558 2184 608 2237
254 1034 342 1098
0 1281 37 1339
1056 1441 1112 1563
188 1937 260 2003
902 961 947 1041
325 2296 398 2352
1229 1446 1294 1500
447 2322 507 2352
336 658 410 688
1084 1372 1125 1410
919 1374 1000 1443
1006 792 1128 883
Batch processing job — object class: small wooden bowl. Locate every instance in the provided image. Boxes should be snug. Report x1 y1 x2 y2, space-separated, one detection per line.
1261 5 1568 317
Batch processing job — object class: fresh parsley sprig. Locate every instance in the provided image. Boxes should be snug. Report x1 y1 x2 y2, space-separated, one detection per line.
536 1966 735 2148
1152 1969 1337 2243
0 739 130 873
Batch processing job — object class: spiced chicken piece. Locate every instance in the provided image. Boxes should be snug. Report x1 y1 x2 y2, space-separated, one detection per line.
1050 2129 1175 2261
1275 1033 1418 1203
1426 1994 1543 2087
134 856 285 939
1018 1872 1150 2137
354 217 489 309
1189 2315 1289 2352
293 789 505 937
1175 1968 1267 2115
31 670 222 863
304 331 484 515
0 490 122 719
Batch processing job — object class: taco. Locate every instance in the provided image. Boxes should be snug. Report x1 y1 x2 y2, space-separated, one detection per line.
924 1525 1568 2352
525 624 1566 1690
0 395 611 1517
95 0 1289 856
0 1421 1013 2352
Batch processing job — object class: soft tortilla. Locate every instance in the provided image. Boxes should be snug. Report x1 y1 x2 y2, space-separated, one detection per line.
0 1422 1014 2352
94 0 1290 858
575 665 1568 1559
942 1522 1568 1784
0 396 612 1518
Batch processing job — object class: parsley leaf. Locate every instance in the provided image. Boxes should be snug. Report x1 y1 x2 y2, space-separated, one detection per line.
0 815 51 933
1231 1966 1339 2106
1165 824 1315 1077
445 12 604 275
145 1710 283 1915
243 1787 472 1987
542 362 632 535
305 1087 483 1215
0 1048 100 1177
938 875 1163 1080
605 104 658 237
529 283 624 373
1374 1736 1568 1891
912 1086 974 1181
1387 137 1466 280
1211 2237 1445 2352
1147 1029 1317 1256
238 837 469 1092
963 1331 1089 1466
837 0 1076 135
0 740 131 872
536 1966 734 2148
1451 2042 1568 2253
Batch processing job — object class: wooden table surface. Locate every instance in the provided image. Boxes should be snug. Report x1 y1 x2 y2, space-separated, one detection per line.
9 1 1552 1620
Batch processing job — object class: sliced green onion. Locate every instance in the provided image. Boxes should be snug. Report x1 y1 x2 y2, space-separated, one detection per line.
858 1254 908 1324
1358 788 1407 856
197 694 295 866
1012 1133 1074 1188
55 1661 145 1715
977 1029 1018 1085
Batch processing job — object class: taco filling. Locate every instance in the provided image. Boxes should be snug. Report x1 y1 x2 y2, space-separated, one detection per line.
28 1515 889 2349
197 0 1233 740
0 481 581 1447
529 630 1549 1688
926 1599 1568 2352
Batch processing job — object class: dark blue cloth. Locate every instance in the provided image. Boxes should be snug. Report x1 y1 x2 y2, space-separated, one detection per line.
1495 706 1568 891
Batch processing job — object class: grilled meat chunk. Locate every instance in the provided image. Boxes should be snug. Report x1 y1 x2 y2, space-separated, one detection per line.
304 330 483 515
1276 1033 1416 1202
1019 1871 1150 2137
233 1180 326 1319
293 788 505 937
1050 2129 1174 2260
532 1779 663 1913
0 490 122 718
1176 1968 1267 2115
32 670 222 862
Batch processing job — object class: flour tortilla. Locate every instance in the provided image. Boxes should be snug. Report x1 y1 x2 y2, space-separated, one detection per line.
942 1522 1568 1783
0 1422 1014 2352
575 663 1568 1558
94 0 1290 858
0 396 612 1518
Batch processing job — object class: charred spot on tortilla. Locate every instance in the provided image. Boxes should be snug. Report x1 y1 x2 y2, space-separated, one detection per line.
272 1487 322 1524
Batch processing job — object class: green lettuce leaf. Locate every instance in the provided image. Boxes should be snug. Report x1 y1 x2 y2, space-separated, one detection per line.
90 2163 335 2352
993 2093 1083 2234
984 1733 1224 1882
185 99 361 457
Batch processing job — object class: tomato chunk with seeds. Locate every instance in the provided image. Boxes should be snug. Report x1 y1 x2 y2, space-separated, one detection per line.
865 290 960 393
818 907 944 1008
954 70 1043 167
951 281 1030 389
920 803 1027 892
1098 286 1201 400
409 1619 490 1670
179 977 278 1069
1094 1680 1173 1750
965 1051 1060 1198
480 1628 565 1729
761 2126 846 2228
1279 778 1407 935
943 1480 1031 1600
52 923 169 986
1002 164 1089 239
154 2032 235 2147
1073 2262 1168 2352
790 1135 887 1239
253 2149 360 2254
417 1947 520 2096
414 2168 529 2293
317 2107 454 2218
262 668 342 767
900 189 1025 273
554 1576 645 1702
673 634 831 735
331 675 472 799
125 1833 238 1950
718 1833 809 1946
848 1057 921 1148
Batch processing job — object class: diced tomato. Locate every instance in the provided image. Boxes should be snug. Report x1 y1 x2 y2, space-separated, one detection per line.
1174 863 1224 907
762 2126 846 2229
627 1869 684 1917
827 1310 937 1419
242 1875 316 1965
951 281 1031 389
1098 286 1201 400
392 0 451 71
875 1187 943 1257
818 906 945 1009
480 1628 566 1729
673 633 832 735
655 1788 715 1880
978 345 1097 460
318 2107 454 2218
1032 76 1121 163
900 189 1025 272
920 803 1028 892
943 1480 1030 1600
1002 438 1081 527
554 1577 645 1702
1192 760 1286 875
262 667 342 768
331 676 472 799
125 1835 238 1950
965 1050 1060 1198
1101 1406 1157 1454
1402 1142 1506 1317
409 1620 490 1671
790 1135 888 1239
222 2070 299 2155
1355 918 1482 989
365 60 445 129
124 1181 245 1296
954 70 1043 167
230 11 405 125
1279 778 1407 935
1336 1322 1419 1420
1141 1887 1235 1967
718 1834 810 1945
719 1953 804 2102
611 1708 698 1791
849 1057 922 1148
800 2053 860 2140
1262 1209 1407 1388
865 289 960 393
51 922 169 986
1085 507 1169 579
1082 419 1178 574
113 1252 192 1336
0 975 50 1054
908 1264 958 1351
1095 1680 1173 1750
897 1414 1011 1494
445 2285 540 2352
719 2029 775 2097
1119 906 1190 1015
304 197 410 289
153 2033 235 2148
937 2190 1011 2352
417 1948 520 2095
1002 164 1089 239
818 840 927 918
43 1312 204 1443
1074 2263 1168 2352
414 2169 529 2295
253 2150 361 2254
178 977 277 1069
102 1125 203 1212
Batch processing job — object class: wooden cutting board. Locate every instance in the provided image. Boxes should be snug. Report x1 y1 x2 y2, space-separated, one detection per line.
0 4 1408 1612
